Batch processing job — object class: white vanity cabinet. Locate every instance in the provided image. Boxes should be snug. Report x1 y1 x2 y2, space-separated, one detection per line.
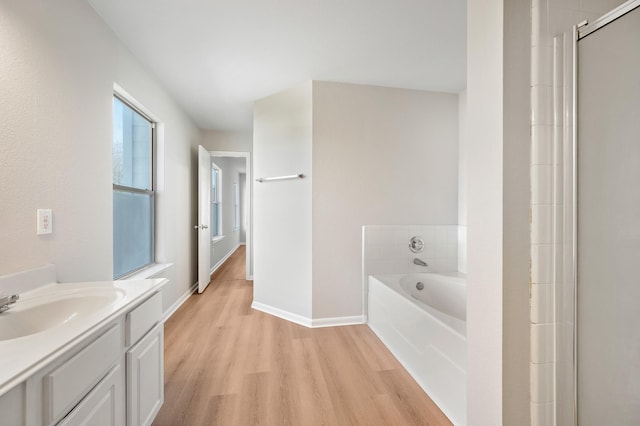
0 288 164 426
125 292 164 426
13 320 127 426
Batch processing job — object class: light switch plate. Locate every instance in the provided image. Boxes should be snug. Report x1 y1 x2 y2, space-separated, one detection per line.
37 209 52 235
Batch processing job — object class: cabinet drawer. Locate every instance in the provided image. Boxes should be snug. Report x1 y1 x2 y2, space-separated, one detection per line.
126 292 162 347
58 363 124 426
43 324 122 424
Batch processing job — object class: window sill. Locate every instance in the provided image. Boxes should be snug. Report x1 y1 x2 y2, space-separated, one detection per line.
119 263 173 281
212 236 225 244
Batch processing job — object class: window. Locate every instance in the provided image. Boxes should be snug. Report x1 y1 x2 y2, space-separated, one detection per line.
211 163 222 239
112 95 155 278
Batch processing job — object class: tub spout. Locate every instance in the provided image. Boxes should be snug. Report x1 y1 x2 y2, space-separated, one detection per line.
0 293 19 313
413 258 428 267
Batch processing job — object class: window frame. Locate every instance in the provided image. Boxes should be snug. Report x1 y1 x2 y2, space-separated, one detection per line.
211 162 223 240
233 181 240 232
112 92 157 279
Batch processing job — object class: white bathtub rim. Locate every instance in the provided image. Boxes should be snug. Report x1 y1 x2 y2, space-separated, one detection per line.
370 273 467 337
399 273 466 322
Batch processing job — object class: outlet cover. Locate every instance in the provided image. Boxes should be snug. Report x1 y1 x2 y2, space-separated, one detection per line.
37 209 52 235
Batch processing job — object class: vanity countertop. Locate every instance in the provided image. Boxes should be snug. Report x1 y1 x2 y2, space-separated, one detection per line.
0 278 167 397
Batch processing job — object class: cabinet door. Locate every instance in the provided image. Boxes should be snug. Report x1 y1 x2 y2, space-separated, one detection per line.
58 363 125 426
44 324 122 424
127 324 164 426
0 384 24 425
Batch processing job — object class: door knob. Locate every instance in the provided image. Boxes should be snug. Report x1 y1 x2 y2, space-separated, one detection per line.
194 224 209 230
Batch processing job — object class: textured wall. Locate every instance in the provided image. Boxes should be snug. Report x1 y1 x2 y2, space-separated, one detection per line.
312 81 459 320
0 0 201 314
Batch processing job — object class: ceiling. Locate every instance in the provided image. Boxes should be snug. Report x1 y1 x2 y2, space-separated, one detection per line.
87 0 466 131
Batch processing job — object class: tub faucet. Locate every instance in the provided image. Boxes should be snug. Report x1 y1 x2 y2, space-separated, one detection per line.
0 293 19 313
413 258 428 267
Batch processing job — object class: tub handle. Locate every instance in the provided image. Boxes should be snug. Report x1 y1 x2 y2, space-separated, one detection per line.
409 236 424 253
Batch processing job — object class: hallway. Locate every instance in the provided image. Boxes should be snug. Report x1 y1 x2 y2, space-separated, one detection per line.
154 245 451 425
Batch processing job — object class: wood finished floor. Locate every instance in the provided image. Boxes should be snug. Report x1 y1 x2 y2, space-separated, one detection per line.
153 245 452 426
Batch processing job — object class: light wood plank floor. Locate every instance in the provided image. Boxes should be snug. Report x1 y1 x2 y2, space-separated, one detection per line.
153 245 452 425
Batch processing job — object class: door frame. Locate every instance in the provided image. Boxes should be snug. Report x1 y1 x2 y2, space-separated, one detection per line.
208 150 253 280
197 146 212 293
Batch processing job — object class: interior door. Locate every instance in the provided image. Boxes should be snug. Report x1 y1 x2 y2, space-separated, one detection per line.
577 4 640 424
197 145 212 293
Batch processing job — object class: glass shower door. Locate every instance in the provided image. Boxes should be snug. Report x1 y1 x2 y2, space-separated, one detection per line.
577 3 640 424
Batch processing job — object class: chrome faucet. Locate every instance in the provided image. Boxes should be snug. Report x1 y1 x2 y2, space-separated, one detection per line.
413 258 428 267
0 293 19 313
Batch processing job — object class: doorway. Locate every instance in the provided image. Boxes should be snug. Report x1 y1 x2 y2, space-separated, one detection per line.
197 149 252 293
209 151 252 281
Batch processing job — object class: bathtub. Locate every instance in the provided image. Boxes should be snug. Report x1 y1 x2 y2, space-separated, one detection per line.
368 273 467 426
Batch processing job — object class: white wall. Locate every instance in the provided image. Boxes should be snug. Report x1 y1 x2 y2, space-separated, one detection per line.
458 90 468 273
253 82 313 319
466 2 503 421
0 0 200 314
466 0 530 424
502 0 531 423
253 81 458 323
312 81 458 320
209 156 245 270
201 130 252 153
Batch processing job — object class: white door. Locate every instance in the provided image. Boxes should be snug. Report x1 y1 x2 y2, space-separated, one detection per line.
197 145 212 293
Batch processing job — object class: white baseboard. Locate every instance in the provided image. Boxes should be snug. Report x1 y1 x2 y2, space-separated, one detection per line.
209 244 241 276
251 301 365 328
162 281 198 322
311 315 366 328
251 301 312 327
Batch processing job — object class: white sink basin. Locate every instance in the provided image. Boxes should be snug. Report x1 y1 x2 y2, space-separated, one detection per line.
0 289 125 341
